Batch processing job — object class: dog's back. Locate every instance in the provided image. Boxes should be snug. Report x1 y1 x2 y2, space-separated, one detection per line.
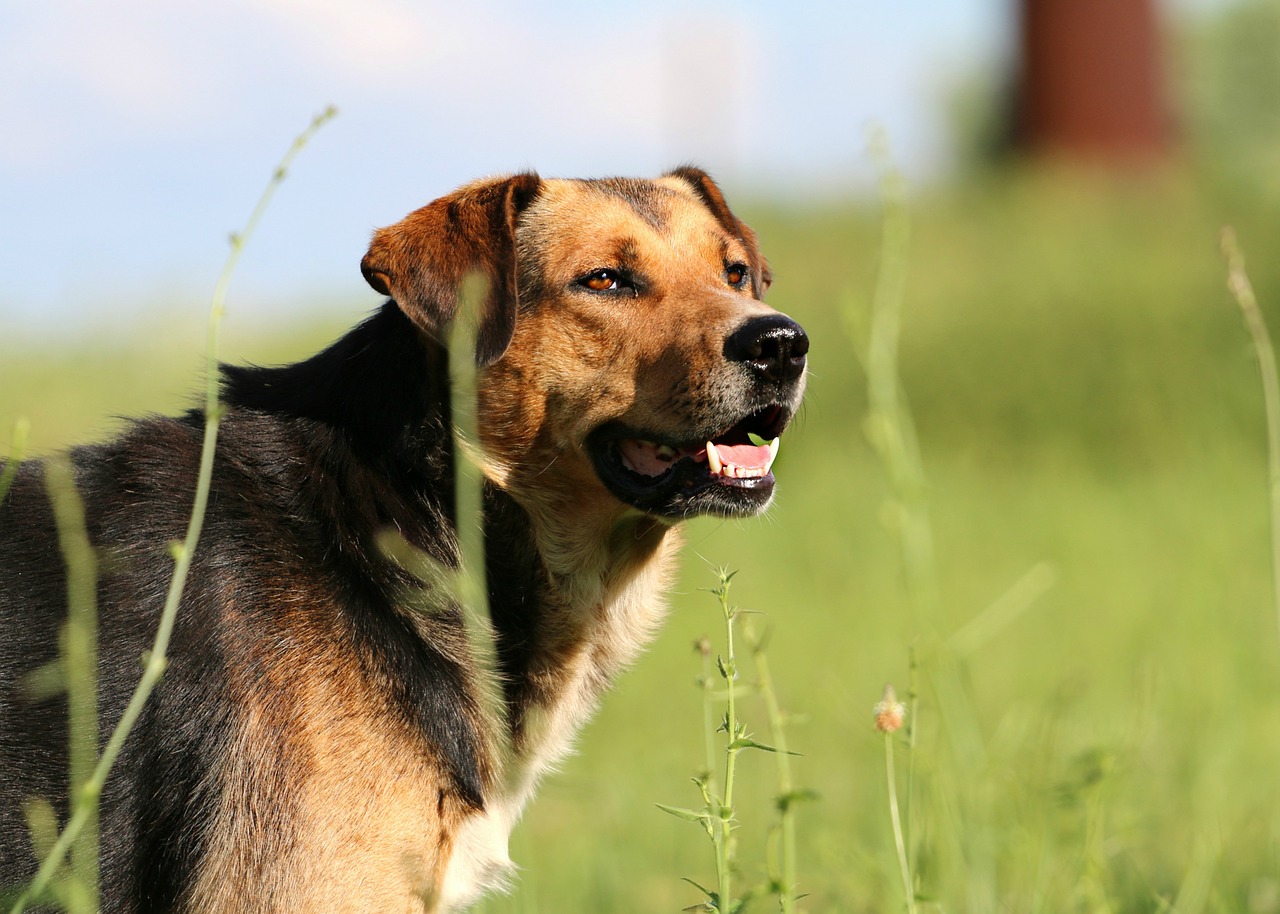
0 306 488 909
0 169 808 912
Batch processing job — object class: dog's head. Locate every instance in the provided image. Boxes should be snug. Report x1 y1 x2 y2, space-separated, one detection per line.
362 170 807 521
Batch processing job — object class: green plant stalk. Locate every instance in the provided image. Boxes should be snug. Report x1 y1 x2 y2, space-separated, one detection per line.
864 130 936 620
717 571 740 911
44 457 99 910
10 106 337 914
447 274 508 770
700 642 718 798
0 418 29 508
856 131 993 906
884 733 917 914
1221 227 1280 646
904 647 918 883
751 631 797 913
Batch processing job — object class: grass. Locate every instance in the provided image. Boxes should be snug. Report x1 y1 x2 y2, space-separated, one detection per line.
4 108 337 912
3 159 1280 911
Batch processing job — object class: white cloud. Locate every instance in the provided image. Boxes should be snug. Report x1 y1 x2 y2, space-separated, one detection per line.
0 3 226 167
240 0 455 83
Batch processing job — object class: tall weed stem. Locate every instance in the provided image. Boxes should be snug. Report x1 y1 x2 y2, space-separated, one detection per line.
716 569 742 910
0 418 29 508
9 107 336 914
875 686 914 914
1220 227 1280 646
746 621 800 913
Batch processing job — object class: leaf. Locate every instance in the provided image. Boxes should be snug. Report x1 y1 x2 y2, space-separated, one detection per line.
681 877 715 899
681 878 720 911
655 803 713 824
716 655 736 680
729 737 802 755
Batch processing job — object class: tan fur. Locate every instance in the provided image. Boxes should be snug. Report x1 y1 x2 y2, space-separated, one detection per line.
186 172 792 911
188 594 466 913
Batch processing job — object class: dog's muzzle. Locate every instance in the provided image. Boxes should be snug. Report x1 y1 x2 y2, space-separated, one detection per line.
587 312 808 520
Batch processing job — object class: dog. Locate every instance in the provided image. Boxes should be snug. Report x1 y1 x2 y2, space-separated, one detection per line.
0 168 808 912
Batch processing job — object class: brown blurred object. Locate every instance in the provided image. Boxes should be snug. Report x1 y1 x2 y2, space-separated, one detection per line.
1016 0 1174 161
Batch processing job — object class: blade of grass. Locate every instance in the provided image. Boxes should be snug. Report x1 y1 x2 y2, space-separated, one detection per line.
9 106 337 914
42 457 99 912
745 619 803 913
0 418 30 508
1220 226 1280 647
448 273 510 772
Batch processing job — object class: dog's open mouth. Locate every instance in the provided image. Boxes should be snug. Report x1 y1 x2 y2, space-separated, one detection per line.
587 405 791 519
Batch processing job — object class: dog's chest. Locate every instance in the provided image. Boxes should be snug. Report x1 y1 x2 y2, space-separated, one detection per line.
438 649 598 909
439 565 669 909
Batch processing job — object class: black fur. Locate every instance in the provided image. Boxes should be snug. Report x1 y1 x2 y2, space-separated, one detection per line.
0 301 522 910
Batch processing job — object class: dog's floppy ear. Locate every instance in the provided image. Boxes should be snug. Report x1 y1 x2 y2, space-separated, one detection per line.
361 172 542 365
666 166 772 299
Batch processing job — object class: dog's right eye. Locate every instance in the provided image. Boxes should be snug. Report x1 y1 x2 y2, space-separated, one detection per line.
579 269 626 293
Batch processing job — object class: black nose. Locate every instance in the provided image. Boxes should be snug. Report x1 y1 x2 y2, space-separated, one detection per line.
725 314 809 385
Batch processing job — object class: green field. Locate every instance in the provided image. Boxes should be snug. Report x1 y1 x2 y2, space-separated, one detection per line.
3 161 1280 912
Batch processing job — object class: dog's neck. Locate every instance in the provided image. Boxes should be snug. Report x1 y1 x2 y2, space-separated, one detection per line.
221 302 679 796
484 480 679 749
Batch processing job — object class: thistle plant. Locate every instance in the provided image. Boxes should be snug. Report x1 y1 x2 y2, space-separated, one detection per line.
660 568 807 913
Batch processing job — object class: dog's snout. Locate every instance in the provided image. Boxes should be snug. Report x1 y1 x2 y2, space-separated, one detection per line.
725 314 809 384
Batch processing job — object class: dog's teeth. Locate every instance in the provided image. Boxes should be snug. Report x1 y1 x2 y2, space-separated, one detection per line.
764 436 780 473
706 441 721 474
655 444 676 462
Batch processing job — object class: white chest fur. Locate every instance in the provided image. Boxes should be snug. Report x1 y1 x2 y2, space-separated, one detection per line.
437 533 674 910
437 653 598 910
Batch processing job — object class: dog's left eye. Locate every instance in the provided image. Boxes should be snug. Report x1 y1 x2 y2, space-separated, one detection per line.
579 269 629 293
726 263 750 288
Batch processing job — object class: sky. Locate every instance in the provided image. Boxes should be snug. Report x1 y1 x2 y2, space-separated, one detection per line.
0 0 1219 331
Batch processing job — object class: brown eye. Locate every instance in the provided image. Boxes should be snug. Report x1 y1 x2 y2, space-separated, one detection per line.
579 269 624 293
726 263 749 287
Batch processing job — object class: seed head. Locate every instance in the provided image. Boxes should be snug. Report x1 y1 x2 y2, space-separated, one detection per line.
873 684 907 733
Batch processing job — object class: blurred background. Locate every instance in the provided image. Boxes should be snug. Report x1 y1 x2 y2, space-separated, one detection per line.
4 1 1280 911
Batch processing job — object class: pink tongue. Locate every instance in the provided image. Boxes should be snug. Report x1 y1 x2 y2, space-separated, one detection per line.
712 442 771 470
619 439 681 477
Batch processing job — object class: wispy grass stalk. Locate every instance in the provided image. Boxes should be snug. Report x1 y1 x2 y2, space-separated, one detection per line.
1220 226 1280 646
374 272 506 787
447 274 508 769
861 129 937 620
742 619 811 914
875 686 915 914
902 649 918 885
0 418 29 508
42 458 99 912
848 130 1023 908
10 106 337 914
